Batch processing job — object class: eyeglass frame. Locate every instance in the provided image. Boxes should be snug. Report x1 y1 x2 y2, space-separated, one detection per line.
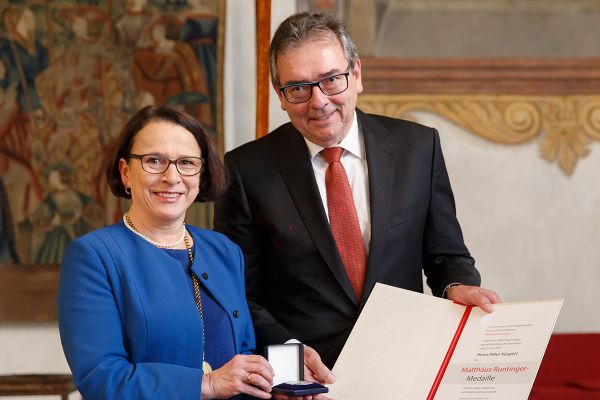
278 71 351 104
127 153 203 176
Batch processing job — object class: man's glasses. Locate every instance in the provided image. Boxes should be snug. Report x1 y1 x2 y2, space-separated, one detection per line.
279 71 350 104
127 154 203 176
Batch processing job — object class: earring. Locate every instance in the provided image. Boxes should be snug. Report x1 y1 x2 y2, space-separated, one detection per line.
125 186 131 195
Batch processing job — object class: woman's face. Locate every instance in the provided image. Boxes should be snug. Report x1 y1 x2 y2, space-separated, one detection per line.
119 120 202 226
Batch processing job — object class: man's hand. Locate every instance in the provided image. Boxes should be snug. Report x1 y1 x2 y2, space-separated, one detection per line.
447 285 501 313
273 345 336 400
302 345 336 384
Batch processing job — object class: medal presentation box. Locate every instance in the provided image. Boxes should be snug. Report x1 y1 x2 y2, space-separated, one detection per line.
330 284 562 400
266 343 329 396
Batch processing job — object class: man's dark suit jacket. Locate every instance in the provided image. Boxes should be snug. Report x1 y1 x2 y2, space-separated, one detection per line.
214 109 481 368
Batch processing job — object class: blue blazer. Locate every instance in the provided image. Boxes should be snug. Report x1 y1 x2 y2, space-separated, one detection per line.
57 222 255 399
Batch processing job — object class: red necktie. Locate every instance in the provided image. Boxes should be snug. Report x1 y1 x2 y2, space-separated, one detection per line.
321 147 367 300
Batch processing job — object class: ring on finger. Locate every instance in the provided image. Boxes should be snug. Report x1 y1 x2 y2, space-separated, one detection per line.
247 373 252 384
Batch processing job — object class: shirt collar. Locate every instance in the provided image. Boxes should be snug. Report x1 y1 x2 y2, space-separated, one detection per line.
303 111 362 160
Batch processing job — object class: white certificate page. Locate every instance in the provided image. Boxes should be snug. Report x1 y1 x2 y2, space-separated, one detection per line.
434 299 563 400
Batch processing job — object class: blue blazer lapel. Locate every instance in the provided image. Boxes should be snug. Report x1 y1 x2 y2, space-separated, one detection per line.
275 127 358 305
359 110 396 306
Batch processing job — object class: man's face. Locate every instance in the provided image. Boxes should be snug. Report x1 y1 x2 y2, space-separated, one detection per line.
274 37 363 148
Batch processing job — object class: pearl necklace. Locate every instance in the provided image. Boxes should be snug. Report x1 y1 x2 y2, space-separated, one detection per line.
123 212 186 249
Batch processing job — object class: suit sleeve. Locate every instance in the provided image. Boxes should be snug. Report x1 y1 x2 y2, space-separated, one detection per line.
57 238 203 400
422 129 481 296
214 152 294 349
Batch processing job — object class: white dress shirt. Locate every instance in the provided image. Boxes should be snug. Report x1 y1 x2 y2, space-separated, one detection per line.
303 112 371 254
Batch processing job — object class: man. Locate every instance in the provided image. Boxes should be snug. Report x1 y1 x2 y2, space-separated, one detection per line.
214 12 499 382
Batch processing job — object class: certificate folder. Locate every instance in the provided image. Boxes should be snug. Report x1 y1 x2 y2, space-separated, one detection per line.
329 283 562 400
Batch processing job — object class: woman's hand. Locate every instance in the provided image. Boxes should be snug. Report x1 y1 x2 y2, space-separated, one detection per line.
201 354 275 399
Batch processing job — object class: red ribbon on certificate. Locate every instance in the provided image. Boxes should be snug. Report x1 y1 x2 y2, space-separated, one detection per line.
426 305 474 400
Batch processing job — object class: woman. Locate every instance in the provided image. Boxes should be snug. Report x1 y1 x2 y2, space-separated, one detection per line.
57 106 274 399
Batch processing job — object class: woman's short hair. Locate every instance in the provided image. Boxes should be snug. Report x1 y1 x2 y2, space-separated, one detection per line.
106 105 227 202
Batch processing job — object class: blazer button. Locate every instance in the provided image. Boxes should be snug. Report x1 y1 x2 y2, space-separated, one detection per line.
201 272 208 280
232 310 239 318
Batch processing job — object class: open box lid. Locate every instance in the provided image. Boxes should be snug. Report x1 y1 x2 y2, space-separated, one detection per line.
265 343 303 386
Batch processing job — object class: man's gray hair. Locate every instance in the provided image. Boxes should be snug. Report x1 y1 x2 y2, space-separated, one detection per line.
269 12 359 87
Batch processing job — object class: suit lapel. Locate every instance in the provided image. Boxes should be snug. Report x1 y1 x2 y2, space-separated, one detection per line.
359 110 396 307
275 127 358 305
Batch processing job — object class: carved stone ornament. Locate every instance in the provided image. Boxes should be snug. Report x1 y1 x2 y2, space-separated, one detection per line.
358 94 600 175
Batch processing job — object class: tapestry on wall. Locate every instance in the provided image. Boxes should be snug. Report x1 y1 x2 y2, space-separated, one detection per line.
0 0 224 265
